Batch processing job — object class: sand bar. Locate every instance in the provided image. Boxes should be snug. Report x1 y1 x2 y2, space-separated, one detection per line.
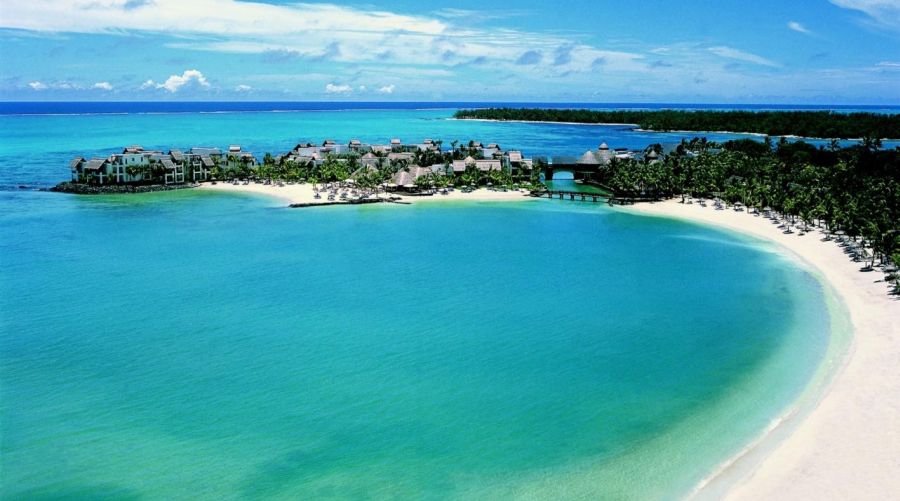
626 199 899 500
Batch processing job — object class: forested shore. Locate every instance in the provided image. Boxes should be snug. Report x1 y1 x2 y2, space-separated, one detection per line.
453 108 900 139
593 137 899 284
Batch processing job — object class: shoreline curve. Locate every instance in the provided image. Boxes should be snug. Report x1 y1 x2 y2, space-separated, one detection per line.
625 199 899 500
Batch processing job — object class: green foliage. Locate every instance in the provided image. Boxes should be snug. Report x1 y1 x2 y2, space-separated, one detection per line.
454 108 900 139
596 139 900 271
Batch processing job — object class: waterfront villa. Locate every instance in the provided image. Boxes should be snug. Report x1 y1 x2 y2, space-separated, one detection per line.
70 145 261 185
70 145 185 185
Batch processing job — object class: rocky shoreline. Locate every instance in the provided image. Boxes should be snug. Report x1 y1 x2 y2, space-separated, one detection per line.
50 182 196 195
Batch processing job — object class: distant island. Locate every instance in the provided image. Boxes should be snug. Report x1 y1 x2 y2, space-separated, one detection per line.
453 108 900 140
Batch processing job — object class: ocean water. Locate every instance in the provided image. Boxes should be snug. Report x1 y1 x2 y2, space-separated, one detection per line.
0 104 846 499
3 103 898 191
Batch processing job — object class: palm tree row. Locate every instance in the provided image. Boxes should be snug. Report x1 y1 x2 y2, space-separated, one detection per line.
597 138 900 291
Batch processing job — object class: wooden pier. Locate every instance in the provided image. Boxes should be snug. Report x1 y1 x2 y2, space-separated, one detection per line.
529 190 651 205
545 190 604 202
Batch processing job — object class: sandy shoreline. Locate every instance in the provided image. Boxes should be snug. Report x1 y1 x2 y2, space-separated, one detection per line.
452 118 898 142
197 183 899 497
197 181 533 205
626 200 899 500
448 117 640 127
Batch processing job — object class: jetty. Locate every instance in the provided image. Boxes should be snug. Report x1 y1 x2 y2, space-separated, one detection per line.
289 197 389 208
531 190 648 205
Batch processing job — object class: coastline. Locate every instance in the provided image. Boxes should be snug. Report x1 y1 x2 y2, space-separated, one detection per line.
452 118 899 142
625 199 899 500
197 181 533 205
632 128 897 142
447 117 640 127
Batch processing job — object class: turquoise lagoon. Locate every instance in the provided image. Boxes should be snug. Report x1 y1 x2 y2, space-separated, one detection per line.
0 106 845 499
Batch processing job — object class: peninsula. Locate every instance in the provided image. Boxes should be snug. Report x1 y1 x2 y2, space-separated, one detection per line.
54 136 900 294
454 108 900 140
57 139 542 198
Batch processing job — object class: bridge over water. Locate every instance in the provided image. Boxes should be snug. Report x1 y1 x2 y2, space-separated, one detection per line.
536 155 605 181
530 189 640 205
537 143 625 181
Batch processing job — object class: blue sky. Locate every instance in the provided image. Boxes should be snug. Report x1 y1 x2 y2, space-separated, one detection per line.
0 0 898 103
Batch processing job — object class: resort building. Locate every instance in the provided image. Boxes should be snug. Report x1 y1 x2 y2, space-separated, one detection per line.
539 141 642 181
184 147 223 182
450 155 505 173
70 145 187 185
67 138 537 188
225 145 258 171
388 165 441 191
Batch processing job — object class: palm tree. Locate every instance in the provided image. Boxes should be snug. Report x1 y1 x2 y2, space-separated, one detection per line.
861 136 882 151
126 165 140 184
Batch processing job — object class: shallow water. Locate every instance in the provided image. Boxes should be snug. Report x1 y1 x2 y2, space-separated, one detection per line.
0 106 838 498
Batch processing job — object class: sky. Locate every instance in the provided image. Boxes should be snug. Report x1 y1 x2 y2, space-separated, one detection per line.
0 0 898 103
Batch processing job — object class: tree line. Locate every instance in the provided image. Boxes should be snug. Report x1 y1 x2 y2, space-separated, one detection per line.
454 108 900 139
595 137 899 290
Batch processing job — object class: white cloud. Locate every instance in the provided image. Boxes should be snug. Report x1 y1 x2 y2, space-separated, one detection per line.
28 81 82 90
0 1 446 37
829 0 900 28
10 0 871 99
159 69 209 92
787 21 812 35
434 8 514 20
235 84 252 91
92 81 113 90
436 8 481 18
151 69 210 92
877 61 900 68
138 71 209 92
377 84 395 94
708 46 781 67
325 83 352 94
0 0 644 76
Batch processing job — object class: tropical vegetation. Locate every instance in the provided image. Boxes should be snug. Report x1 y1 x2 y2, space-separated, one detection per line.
595 137 900 291
454 108 900 139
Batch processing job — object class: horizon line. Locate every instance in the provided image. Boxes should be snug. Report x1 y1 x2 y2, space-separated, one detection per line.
1 100 898 107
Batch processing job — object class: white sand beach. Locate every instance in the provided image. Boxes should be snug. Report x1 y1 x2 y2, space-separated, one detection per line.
627 199 900 500
197 181 532 205
198 182 899 497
